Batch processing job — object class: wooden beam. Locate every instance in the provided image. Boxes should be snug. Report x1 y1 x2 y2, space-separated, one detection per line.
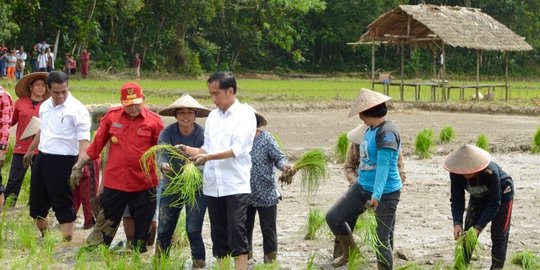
505 51 509 101
476 49 480 101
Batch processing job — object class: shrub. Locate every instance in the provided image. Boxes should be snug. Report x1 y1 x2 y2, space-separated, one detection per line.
415 128 435 159
476 134 490 152
439 126 456 143
531 128 540 154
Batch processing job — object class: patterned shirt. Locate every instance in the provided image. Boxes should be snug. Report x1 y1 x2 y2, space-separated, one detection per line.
248 130 288 207
0 87 14 146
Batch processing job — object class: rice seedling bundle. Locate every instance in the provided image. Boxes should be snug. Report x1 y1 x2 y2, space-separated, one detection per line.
531 128 540 154
140 145 202 206
354 208 383 254
511 250 540 270
302 208 327 240
335 132 349 164
279 149 328 195
475 134 490 152
454 227 479 270
347 247 365 270
415 128 435 159
305 253 316 270
439 126 456 143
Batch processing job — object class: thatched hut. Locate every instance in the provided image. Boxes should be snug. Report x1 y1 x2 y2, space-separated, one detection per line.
356 4 533 101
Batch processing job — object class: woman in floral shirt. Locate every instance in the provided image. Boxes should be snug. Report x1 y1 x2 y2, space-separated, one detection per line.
246 112 292 264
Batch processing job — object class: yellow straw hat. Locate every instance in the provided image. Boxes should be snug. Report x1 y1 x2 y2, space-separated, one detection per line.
443 144 491 174
15 72 50 99
159 94 210 117
347 88 391 118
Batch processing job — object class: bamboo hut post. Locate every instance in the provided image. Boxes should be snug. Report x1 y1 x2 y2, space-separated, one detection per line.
400 43 404 101
441 44 446 101
505 51 509 101
476 49 480 101
432 47 436 78
371 42 376 90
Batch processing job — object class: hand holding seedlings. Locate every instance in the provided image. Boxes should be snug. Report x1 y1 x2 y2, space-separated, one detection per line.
367 198 379 210
454 224 464 240
192 154 209 165
160 163 173 175
174 144 190 156
282 163 294 172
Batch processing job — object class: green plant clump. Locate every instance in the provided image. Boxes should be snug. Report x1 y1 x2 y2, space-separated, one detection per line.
335 132 349 163
279 149 328 195
475 134 490 152
415 128 435 159
354 208 383 255
454 228 479 270
302 208 327 240
511 250 540 270
439 126 456 143
531 128 540 154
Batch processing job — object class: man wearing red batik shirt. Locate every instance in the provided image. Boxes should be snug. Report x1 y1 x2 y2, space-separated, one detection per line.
0 85 14 210
72 81 163 252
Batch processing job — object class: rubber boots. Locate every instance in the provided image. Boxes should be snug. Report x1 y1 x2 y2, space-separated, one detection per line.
332 233 356 268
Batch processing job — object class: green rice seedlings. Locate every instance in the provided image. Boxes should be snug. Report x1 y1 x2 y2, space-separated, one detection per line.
354 208 383 256
347 247 365 270
15 216 37 254
335 132 349 163
415 128 435 159
454 227 479 270
511 250 540 269
279 149 328 195
273 133 284 150
531 128 540 154
141 145 202 206
211 255 234 269
302 208 327 240
253 261 280 270
396 263 424 270
475 134 490 152
305 253 316 270
439 126 456 143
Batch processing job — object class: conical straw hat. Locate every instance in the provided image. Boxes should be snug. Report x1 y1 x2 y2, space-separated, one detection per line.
347 88 391 117
443 144 491 174
159 94 211 117
255 112 268 128
20 116 41 140
347 124 368 144
15 72 50 99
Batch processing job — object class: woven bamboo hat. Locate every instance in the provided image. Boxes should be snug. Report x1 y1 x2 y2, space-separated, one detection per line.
20 116 41 140
443 144 491 174
255 112 268 128
15 72 50 98
347 124 368 144
159 94 210 117
347 88 391 117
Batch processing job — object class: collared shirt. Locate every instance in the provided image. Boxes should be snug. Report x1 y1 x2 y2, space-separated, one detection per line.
0 87 14 146
87 106 164 192
39 93 90 155
248 130 288 207
202 99 256 197
12 97 44 154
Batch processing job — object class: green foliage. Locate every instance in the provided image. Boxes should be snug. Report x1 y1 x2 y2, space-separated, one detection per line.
305 253 316 270
347 248 365 270
454 228 479 270
415 128 435 159
253 261 280 270
531 128 540 153
475 134 490 152
439 126 456 143
334 132 349 163
511 250 540 270
396 263 424 270
354 208 383 258
279 149 328 195
302 208 327 240
210 255 234 269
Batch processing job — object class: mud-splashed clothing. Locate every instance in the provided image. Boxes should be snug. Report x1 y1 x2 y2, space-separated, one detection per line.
449 161 514 269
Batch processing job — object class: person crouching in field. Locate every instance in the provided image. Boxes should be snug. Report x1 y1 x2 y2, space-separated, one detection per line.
443 144 514 270
246 112 293 264
71 82 164 252
326 89 402 269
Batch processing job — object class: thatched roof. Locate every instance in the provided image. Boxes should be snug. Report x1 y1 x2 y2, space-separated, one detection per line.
359 4 533 51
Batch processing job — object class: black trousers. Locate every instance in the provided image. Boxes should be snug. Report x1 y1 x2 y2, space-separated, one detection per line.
465 197 514 269
4 154 31 205
206 194 249 257
246 204 277 256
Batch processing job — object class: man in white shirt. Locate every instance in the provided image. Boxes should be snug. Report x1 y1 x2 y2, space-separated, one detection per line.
23 71 91 241
180 72 256 270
